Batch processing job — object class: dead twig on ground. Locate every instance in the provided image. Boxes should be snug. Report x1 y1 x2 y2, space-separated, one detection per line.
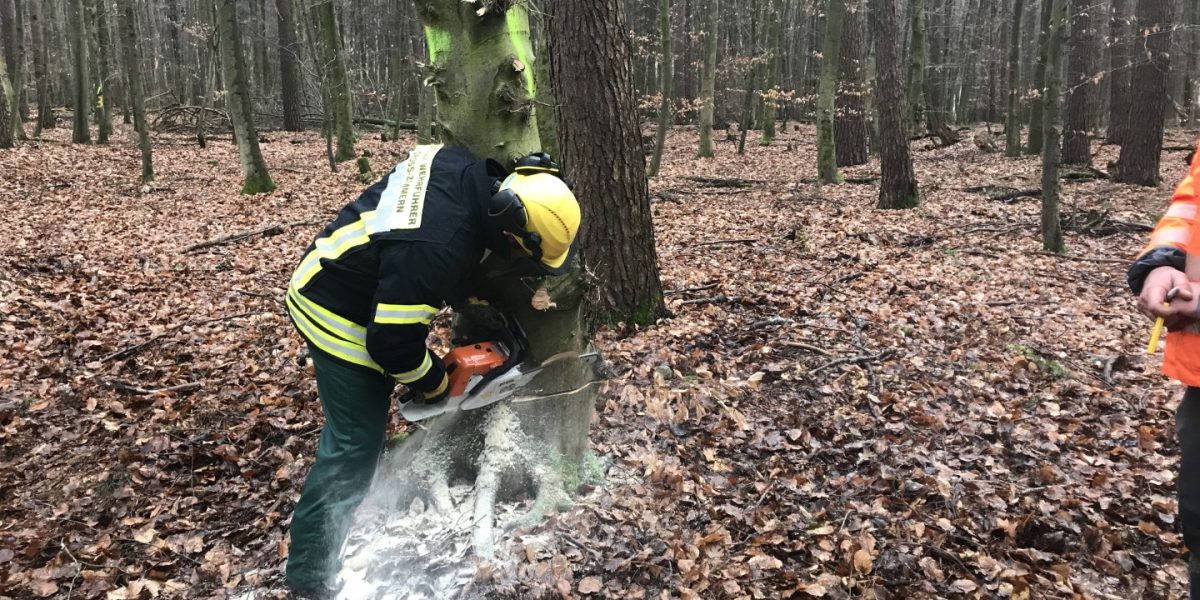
182 219 321 253
98 311 262 362
810 349 896 375
110 381 205 395
692 238 758 247
677 294 741 306
1027 251 1126 265
664 282 719 295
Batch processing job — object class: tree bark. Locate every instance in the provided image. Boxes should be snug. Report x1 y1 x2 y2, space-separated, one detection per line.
736 0 759 155
872 0 918 208
70 0 91 143
906 0 926 133
646 0 672 177
7 0 25 138
816 0 845 183
1005 0 1025 156
1114 0 1173 186
760 0 782 144
315 0 355 162
1027 0 1054 154
118 0 152 183
835 0 867 167
0 46 13 148
1109 0 1132 142
696 0 718 157
28 0 48 134
277 0 303 131
532 8 559 158
92 0 113 144
1062 0 1093 165
1041 0 1067 252
216 0 275 194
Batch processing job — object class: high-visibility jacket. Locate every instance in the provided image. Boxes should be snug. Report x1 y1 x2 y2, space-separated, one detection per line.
1129 143 1200 385
286 145 508 394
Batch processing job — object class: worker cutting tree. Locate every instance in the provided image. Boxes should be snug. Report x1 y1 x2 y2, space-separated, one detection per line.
282 144 581 598
1130 145 1200 597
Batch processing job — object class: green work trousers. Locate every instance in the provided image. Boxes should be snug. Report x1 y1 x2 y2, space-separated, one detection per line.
286 344 395 594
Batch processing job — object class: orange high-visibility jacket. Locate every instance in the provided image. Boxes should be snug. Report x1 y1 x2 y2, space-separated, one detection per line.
1132 144 1200 385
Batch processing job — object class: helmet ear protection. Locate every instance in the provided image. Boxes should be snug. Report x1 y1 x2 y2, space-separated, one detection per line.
486 152 570 264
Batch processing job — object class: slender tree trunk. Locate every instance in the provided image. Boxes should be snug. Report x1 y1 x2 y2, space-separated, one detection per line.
835 0 867 167
532 9 559 158
736 0 758 155
760 0 782 144
315 0 355 162
92 0 112 144
70 0 91 143
216 0 275 194
1062 0 1092 164
1109 0 1132 142
255 0 267 96
8 0 25 138
906 0 926 133
551 0 665 324
1041 0 1066 252
1005 0 1025 155
816 0 844 183
29 0 48 134
277 0 303 131
872 0 918 208
118 0 152 183
1027 0 1053 154
646 0 672 177
0 48 13 148
1114 0 1173 186
696 0 719 157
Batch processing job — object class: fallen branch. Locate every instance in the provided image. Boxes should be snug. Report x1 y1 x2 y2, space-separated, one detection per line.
681 176 765 188
779 340 832 356
110 381 204 395
664 282 719 295
990 188 1042 201
810 349 896 375
692 238 758 247
98 311 262 362
353 117 418 130
182 219 321 253
677 294 741 306
1026 251 1126 265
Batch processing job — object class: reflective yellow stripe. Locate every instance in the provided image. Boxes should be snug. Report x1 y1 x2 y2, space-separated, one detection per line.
291 213 377 289
287 286 367 342
392 351 432 383
423 374 449 397
286 295 382 373
374 303 439 325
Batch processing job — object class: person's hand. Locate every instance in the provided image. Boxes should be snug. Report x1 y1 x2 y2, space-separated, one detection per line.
421 375 450 405
1140 266 1195 329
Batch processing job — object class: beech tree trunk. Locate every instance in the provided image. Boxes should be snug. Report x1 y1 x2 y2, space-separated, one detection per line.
0 49 13 148
315 0 356 162
1041 0 1066 252
92 0 113 144
1005 0 1025 156
696 0 718 157
70 0 91 143
29 0 49 134
815 0 844 183
216 0 275 194
551 0 664 325
906 0 926 133
1114 0 1173 186
6 0 25 139
118 0 152 183
1062 0 1092 165
1027 0 1054 154
277 0 304 132
835 0 867 167
1109 0 1132 143
646 0 672 177
872 0 918 209
760 0 782 144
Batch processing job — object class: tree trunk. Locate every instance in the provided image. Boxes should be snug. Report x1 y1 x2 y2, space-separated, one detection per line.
551 0 666 325
816 0 844 183
532 8 559 158
1114 0 1173 186
216 0 275 194
70 0 91 143
315 0 355 162
1041 0 1066 252
1062 0 1092 165
28 0 48 135
277 0 303 132
411 0 597 559
92 0 113 144
835 0 867 167
696 0 718 157
0 47 13 148
254 0 267 97
906 0 926 133
760 0 782 144
416 81 435 143
7 0 25 138
736 0 758 155
1027 0 1053 154
1005 0 1025 156
166 0 184 102
118 0 152 183
925 0 950 133
1109 0 1132 142
646 0 672 177
872 0 918 208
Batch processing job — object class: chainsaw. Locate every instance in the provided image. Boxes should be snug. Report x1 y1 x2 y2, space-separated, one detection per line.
398 318 600 421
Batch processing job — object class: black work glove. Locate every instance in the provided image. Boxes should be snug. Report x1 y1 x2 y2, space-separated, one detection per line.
420 372 450 404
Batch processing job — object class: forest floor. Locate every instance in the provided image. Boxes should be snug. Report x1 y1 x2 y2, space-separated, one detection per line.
0 122 1195 600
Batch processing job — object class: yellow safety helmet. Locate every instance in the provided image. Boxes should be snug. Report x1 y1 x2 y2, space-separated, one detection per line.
490 157 581 274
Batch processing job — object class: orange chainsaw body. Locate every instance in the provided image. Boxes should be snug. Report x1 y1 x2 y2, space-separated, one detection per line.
444 342 510 397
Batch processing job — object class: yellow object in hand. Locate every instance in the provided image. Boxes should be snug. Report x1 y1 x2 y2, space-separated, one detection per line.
1147 317 1166 354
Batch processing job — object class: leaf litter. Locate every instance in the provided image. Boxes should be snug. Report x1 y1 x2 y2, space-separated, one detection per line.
0 123 1193 599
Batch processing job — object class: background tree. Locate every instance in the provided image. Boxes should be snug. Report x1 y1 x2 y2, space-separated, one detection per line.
551 0 665 325
314 0 356 162
1114 0 1173 186
1109 0 1132 143
215 0 274 194
815 0 845 183
118 0 151 183
872 0 918 209
276 0 303 132
906 0 926 133
0 48 12 148
760 0 782 144
696 0 718 157
1061 0 1092 165
835 0 867 167
736 0 759 155
3 0 26 140
91 0 113 144
646 0 672 177
1027 0 1053 154
28 0 49 135
1005 0 1025 156
70 0 91 143
1040 0 1066 252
